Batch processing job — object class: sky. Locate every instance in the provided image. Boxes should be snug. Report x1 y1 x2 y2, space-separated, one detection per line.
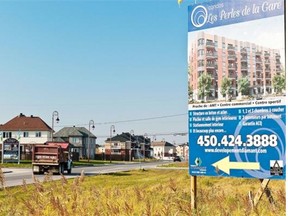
0 0 192 145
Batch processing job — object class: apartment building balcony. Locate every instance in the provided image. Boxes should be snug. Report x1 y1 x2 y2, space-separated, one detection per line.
256 70 262 75
206 64 216 69
227 55 236 61
241 57 248 62
206 52 217 59
255 58 262 63
264 52 270 57
264 60 270 64
256 67 263 72
255 51 262 56
265 73 271 78
265 81 272 86
206 41 215 48
240 48 247 54
207 71 214 76
227 45 235 51
265 67 271 72
241 71 249 77
228 64 236 70
241 66 248 71
256 76 263 80
275 54 280 60
228 74 237 79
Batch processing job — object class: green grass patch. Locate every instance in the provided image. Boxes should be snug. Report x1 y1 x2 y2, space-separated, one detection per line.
0 169 285 215
160 161 189 168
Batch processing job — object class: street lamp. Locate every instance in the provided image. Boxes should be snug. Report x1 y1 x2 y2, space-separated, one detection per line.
88 120 95 162
129 130 134 162
51 111 60 141
110 125 115 163
143 133 148 161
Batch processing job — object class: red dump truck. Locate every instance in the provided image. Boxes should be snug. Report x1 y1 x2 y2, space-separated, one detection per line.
32 142 72 174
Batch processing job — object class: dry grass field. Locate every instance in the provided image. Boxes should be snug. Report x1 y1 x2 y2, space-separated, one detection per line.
0 165 285 216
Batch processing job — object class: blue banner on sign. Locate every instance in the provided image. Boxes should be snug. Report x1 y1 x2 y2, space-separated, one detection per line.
188 0 284 32
189 106 286 179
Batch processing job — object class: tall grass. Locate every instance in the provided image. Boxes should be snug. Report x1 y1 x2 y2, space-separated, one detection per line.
0 168 285 215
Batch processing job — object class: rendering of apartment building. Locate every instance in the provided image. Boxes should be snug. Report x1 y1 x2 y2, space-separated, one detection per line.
188 32 283 102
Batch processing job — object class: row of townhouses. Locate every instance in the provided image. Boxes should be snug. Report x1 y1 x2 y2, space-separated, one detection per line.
189 32 284 102
0 113 188 161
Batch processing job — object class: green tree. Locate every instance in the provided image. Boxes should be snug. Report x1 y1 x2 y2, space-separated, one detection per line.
272 73 285 94
198 73 212 102
188 83 193 103
238 77 250 96
221 77 232 101
188 65 194 103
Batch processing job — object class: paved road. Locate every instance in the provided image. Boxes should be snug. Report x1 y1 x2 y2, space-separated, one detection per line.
2 161 172 188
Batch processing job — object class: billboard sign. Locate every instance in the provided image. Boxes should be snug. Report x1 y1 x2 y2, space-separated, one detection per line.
188 0 286 179
3 138 20 163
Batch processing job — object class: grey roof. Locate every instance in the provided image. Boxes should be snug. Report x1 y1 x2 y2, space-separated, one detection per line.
151 141 174 147
54 127 97 138
53 137 66 142
105 132 150 143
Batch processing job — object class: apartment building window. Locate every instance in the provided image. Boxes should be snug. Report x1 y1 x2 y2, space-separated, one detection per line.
198 38 204 46
197 49 204 56
198 60 204 67
3 132 12 138
23 132 29 138
35 132 41 137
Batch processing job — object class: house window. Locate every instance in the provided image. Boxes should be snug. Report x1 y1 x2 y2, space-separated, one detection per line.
35 132 41 137
72 137 80 143
23 132 29 138
3 132 12 138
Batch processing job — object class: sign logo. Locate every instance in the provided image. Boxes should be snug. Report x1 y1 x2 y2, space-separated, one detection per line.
190 5 208 28
195 157 202 166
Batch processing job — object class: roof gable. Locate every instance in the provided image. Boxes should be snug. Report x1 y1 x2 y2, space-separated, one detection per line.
0 113 52 131
54 126 96 138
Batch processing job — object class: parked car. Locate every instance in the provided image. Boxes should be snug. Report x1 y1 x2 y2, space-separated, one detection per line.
173 156 182 162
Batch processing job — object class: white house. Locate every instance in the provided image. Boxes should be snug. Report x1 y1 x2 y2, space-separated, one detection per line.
151 141 176 160
175 143 189 161
0 113 53 154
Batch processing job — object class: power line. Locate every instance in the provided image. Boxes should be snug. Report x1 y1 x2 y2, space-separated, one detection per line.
55 113 187 128
95 132 188 138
